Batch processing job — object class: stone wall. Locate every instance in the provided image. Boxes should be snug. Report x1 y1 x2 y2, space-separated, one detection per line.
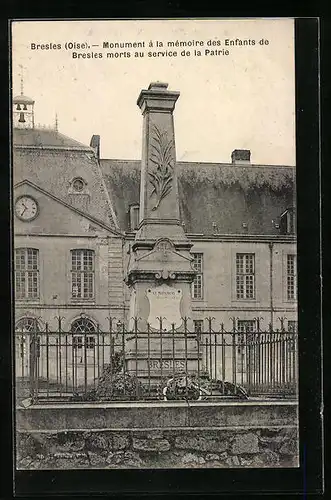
17 426 298 469
16 401 299 469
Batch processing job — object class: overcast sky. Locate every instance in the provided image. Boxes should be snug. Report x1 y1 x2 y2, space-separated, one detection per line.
12 19 295 166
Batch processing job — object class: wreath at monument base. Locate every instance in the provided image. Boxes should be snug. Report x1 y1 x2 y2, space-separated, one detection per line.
162 374 202 401
70 363 145 402
162 372 248 401
95 370 145 401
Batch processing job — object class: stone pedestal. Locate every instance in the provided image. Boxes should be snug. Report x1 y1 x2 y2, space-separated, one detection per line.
126 82 201 382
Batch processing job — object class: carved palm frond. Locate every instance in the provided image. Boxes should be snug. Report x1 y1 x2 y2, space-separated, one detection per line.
148 124 174 210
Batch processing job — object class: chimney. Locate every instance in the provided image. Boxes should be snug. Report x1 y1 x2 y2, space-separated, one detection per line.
231 149 251 165
90 135 100 160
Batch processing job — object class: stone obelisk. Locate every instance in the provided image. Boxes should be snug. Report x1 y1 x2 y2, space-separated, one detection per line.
125 82 200 382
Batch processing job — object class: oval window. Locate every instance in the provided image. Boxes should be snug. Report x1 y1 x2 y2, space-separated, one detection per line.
72 178 85 192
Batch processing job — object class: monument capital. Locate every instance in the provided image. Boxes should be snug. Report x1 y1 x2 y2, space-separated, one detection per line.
137 81 180 114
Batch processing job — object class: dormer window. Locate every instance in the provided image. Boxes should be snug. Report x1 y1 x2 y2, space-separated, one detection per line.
69 177 89 195
68 177 90 204
280 208 295 234
72 178 85 192
129 204 140 231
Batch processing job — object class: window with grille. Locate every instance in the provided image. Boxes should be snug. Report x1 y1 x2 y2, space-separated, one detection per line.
236 320 256 372
237 320 256 333
191 253 203 299
73 336 95 350
237 320 255 347
15 248 39 299
71 317 96 349
237 320 256 343
71 249 94 299
287 320 297 353
287 254 297 300
288 320 297 332
193 320 204 333
236 253 255 299
15 317 40 358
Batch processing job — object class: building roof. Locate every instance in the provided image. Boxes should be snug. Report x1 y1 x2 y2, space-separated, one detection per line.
13 129 119 232
100 159 295 235
13 95 35 104
13 126 296 237
13 127 92 149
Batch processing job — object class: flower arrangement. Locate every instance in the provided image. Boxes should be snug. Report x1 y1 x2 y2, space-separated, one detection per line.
69 351 145 402
95 370 145 401
162 372 248 401
162 374 202 401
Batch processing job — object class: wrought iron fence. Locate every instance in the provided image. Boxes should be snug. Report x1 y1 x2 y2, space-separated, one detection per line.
15 316 298 404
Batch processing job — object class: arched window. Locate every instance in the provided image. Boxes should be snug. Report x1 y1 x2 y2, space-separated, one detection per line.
71 317 96 349
18 112 25 123
23 104 27 110
71 249 94 299
15 317 40 358
15 248 39 299
15 317 40 332
16 104 21 110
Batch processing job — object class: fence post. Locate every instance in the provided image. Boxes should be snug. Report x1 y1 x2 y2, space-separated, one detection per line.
29 321 38 402
147 322 151 397
45 322 49 398
230 317 237 388
134 317 139 398
157 317 164 384
171 322 176 381
220 322 225 387
278 317 287 390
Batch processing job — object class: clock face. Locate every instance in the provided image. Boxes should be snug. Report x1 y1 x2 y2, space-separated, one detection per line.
15 196 39 221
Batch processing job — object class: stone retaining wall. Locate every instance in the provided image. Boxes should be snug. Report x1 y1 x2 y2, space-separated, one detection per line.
16 401 299 469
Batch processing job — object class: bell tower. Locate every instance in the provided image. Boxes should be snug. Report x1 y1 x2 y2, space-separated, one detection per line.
13 65 35 129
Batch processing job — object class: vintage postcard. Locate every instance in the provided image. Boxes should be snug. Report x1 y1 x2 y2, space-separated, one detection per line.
11 18 298 472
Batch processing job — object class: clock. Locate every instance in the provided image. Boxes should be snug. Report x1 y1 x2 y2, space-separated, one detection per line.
15 195 39 221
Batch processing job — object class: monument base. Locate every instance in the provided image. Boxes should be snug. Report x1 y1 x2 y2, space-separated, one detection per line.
125 350 204 384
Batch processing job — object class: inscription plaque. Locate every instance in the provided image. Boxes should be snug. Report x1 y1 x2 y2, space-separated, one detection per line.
146 284 182 330
149 359 185 370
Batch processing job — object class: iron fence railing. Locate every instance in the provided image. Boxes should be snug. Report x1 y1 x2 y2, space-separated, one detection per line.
15 316 298 404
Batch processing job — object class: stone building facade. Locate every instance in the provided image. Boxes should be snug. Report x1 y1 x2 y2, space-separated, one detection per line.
13 85 297 385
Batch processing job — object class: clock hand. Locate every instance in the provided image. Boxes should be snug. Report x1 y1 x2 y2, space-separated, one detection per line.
20 207 27 216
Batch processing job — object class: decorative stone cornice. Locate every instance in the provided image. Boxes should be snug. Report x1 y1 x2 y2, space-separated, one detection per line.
131 238 193 253
137 82 180 113
125 269 196 287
